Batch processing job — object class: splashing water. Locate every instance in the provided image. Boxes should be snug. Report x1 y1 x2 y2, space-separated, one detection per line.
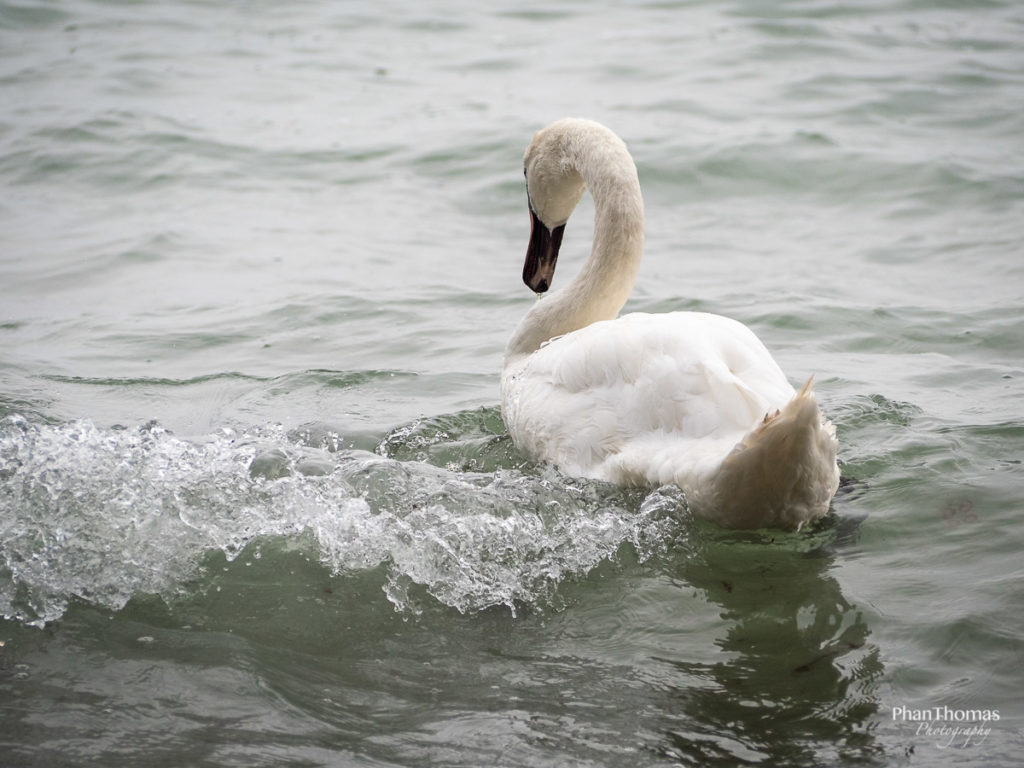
0 414 687 626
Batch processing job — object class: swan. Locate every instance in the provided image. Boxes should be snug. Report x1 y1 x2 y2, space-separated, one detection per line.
501 118 839 530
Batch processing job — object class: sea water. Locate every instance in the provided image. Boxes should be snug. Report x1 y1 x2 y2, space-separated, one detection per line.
1 1 1023 765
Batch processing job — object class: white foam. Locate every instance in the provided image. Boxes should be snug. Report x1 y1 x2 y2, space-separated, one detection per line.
0 415 685 625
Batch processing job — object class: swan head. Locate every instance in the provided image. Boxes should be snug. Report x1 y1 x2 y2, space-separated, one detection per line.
522 122 587 294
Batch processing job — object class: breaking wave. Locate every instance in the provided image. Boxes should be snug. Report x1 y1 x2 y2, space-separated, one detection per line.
0 413 687 626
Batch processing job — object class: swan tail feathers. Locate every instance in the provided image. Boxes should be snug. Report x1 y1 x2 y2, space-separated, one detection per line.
712 377 840 530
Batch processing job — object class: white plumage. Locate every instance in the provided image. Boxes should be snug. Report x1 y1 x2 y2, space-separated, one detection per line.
501 119 840 530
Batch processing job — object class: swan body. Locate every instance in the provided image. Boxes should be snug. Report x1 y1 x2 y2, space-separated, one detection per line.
501 118 839 530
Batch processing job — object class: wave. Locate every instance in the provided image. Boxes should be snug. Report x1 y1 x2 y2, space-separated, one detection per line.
0 413 686 626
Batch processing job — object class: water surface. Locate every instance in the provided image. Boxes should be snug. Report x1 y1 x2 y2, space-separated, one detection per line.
2 0 1023 765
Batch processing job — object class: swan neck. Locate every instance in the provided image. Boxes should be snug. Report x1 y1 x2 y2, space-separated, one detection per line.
505 128 644 364
564 129 645 314
578 164 644 306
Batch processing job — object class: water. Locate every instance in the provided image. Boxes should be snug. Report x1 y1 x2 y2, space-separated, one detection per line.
1 0 1022 765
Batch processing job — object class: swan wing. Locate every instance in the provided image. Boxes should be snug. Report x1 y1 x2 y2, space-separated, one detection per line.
502 311 795 485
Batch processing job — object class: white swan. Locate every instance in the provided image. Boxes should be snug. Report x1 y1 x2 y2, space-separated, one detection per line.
501 118 839 530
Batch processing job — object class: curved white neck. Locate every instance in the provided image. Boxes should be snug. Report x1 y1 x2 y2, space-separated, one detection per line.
505 125 644 365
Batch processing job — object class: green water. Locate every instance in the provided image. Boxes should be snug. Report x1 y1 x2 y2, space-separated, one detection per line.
2 0 1023 765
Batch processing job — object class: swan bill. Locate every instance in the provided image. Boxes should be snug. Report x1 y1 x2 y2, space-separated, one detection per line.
523 208 565 294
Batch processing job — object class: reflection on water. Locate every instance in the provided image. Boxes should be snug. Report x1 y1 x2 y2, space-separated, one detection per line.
650 525 883 766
